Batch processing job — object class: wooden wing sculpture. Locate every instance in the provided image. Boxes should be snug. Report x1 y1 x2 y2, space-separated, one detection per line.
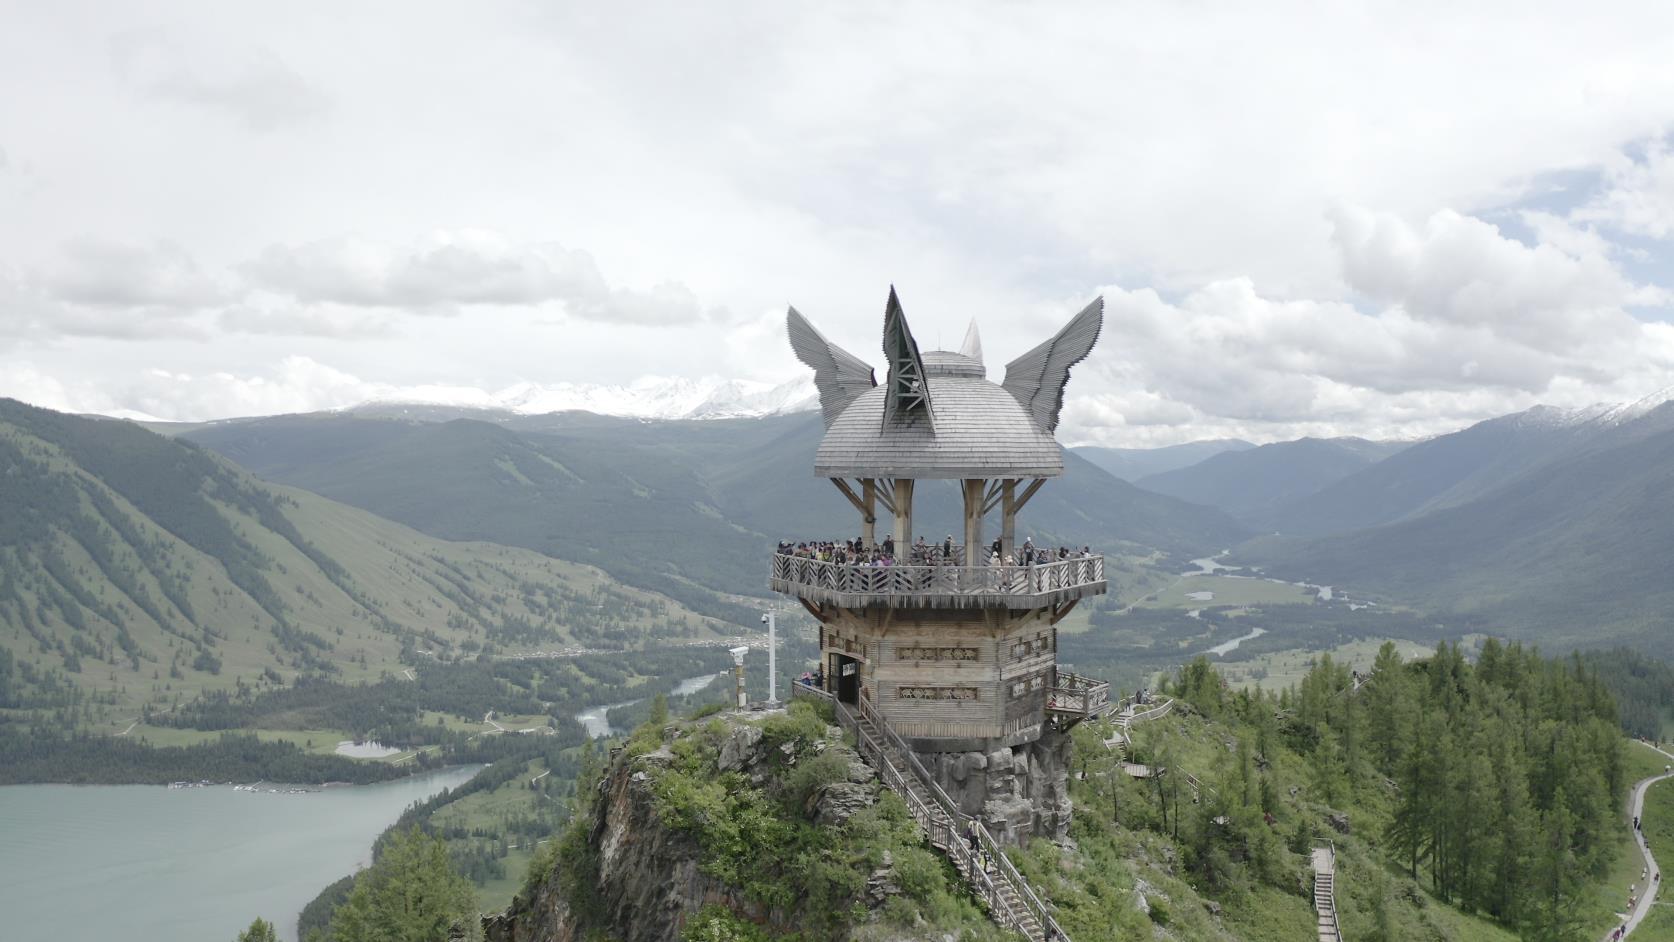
787 306 877 429
1001 298 1104 434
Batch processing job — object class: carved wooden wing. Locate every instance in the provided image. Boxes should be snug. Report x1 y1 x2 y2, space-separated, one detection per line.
787 306 877 428
1001 298 1104 434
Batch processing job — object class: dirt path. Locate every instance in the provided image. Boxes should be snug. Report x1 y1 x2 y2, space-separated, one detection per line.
1605 741 1674 940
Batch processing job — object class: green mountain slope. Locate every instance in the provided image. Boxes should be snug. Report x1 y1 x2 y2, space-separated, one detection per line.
0 399 734 726
1238 414 1674 650
1134 436 1407 523
179 412 1250 618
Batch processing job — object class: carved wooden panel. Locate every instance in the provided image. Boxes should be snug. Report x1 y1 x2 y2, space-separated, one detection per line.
1008 632 1054 661
897 645 980 662
896 685 980 701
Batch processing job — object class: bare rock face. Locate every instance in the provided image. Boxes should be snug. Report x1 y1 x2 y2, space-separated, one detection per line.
811 781 878 827
717 724 764 772
485 746 733 942
928 728 1072 844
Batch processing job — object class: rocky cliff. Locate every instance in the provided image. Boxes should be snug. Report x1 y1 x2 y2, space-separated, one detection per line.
485 703 1005 942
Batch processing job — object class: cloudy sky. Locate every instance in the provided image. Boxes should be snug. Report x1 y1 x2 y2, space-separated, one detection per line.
3 2 1674 445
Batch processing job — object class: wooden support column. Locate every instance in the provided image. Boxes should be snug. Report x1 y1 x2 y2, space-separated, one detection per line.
962 478 985 566
891 478 915 550
861 478 877 548
1000 479 1017 559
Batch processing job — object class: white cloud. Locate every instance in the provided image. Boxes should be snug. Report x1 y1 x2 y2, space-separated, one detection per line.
1 4 1674 444
110 30 329 130
36 237 230 309
243 231 710 324
1574 140 1674 239
1052 204 1674 446
1327 206 1646 348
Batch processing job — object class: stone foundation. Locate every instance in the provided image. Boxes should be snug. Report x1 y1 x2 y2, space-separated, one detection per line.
923 727 1072 844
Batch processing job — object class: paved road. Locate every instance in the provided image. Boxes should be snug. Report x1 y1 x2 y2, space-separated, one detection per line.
1606 741 1674 940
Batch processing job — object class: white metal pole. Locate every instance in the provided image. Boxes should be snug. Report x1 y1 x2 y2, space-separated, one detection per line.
767 611 777 704
730 646 748 709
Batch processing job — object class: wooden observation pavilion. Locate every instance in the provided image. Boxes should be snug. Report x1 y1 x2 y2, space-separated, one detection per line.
774 289 1111 842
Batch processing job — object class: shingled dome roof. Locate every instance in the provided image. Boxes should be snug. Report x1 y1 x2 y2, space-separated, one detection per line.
815 358 1064 478
787 289 1103 481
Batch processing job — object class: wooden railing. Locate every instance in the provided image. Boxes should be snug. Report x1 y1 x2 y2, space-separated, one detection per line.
1123 699 1174 726
771 552 1104 603
1047 671 1111 719
792 681 1066 940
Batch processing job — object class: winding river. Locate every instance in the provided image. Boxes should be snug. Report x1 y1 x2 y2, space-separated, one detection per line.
574 672 724 739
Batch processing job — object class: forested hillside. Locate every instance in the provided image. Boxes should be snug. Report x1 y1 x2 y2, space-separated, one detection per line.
0 399 734 732
1035 641 1629 941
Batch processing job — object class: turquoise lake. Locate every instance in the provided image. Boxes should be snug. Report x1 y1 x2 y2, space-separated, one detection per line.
0 767 479 942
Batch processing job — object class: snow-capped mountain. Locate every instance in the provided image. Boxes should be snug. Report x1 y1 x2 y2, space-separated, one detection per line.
353 375 818 421
1592 384 1674 427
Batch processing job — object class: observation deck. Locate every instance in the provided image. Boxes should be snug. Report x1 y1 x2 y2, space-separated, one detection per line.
770 551 1106 610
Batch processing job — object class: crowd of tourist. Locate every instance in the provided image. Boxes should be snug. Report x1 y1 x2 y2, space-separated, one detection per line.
775 535 1094 568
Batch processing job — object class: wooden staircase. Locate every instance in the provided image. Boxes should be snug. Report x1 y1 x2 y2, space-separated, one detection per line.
795 682 1064 941
1313 842 1342 942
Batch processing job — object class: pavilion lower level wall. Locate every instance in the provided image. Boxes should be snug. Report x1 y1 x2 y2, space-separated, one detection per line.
816 604 1072 844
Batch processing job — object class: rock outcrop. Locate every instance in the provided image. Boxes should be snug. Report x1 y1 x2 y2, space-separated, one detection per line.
485 713 883 942
925 726 1073 843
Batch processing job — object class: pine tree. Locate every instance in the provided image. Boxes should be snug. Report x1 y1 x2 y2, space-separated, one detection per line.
330 828 481 942
236 918 279 942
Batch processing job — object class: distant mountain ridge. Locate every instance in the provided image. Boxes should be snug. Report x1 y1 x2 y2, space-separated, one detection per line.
178 411 1251 620
1133 436 1408 522
1072 439 1254 481
1255 397 1674 536
1238 399 1674 650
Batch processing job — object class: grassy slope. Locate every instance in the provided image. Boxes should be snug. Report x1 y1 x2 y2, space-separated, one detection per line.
0 402 737 732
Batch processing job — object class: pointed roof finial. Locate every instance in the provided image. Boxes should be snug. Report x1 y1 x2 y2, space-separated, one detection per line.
882 286 933 430
959 320 983 364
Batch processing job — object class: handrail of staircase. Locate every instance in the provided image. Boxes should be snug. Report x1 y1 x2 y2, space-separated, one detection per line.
792 685 1004 917
1313 837 1343 942
853 688 1067 941
791 681 1066 939
826 694 1028 930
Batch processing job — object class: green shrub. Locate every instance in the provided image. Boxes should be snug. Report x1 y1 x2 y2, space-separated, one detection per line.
681 906 773 942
